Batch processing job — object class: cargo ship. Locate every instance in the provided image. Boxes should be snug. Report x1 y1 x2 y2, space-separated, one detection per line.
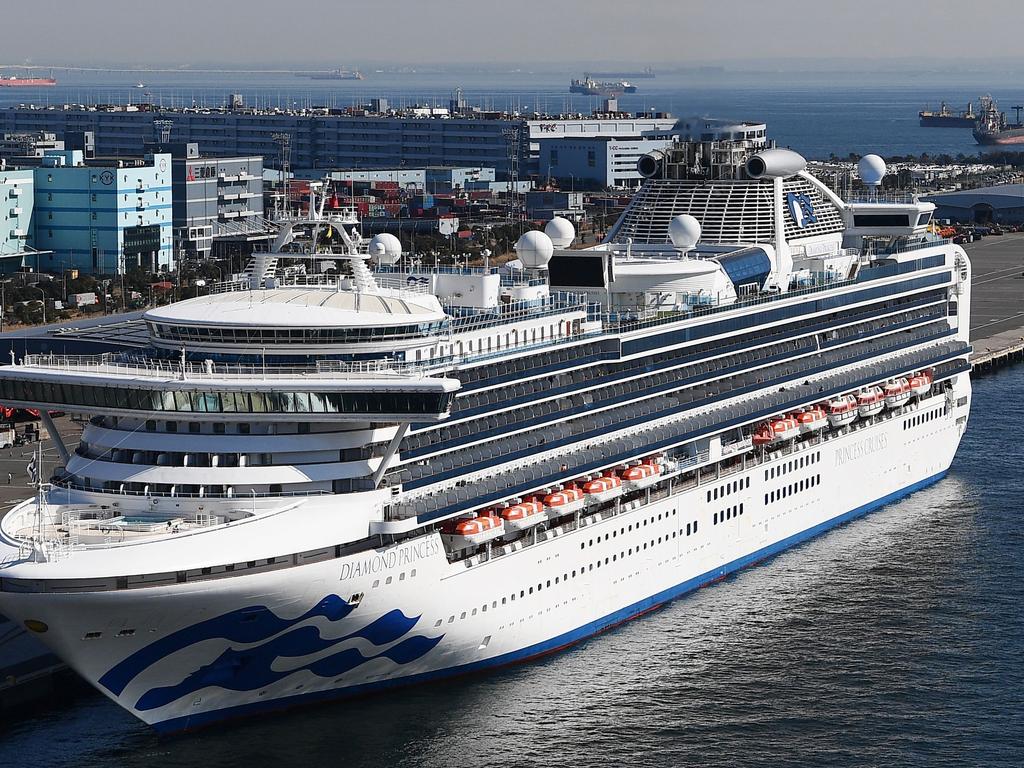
919 100 975 128
972 96 1024 145
570 75 637 96
303 68 364 81
0 75 56 87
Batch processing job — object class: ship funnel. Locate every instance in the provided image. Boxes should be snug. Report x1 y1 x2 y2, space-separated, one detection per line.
745 149 807 180
637 149 667 178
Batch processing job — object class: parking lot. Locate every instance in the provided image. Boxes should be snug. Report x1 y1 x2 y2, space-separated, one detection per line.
0 415 82 517
962 232 1024 342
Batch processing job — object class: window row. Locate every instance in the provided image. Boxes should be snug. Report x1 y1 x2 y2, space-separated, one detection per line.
579 509 679 550
0 379 453 416
766 451 821 481
903 408 942 430
440 528 683 627
765 474 821 505
708 475 750 503
147 320 448 345
714 503 744 525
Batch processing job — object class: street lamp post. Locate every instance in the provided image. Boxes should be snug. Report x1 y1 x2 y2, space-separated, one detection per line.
25 285 46 325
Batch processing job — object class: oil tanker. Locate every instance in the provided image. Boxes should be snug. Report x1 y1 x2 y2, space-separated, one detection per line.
0 75 56 87
972 96 1024 145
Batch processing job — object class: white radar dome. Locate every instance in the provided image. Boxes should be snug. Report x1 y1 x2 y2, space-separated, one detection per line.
514 230 554 269
367 233 403 265
858 154 887 187
544 216 576 248
668 214 702 250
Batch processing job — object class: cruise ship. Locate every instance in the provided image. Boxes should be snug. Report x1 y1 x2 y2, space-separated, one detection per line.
0 130 972 733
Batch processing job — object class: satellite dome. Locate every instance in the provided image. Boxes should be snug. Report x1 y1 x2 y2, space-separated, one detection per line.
544 216 576 248
367 233 402 264
858 154 887 187
668 215 702 250
514 230 554 269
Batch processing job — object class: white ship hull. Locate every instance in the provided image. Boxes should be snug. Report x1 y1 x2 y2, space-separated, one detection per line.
0 383 969 733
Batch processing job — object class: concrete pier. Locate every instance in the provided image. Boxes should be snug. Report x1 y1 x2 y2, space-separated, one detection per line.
965 233 1024 374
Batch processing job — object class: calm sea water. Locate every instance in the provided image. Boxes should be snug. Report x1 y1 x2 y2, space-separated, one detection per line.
0 365 1021 766
1 70 1021 160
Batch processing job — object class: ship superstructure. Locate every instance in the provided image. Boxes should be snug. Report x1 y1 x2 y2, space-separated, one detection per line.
972 95 1024 145
0 132 972 733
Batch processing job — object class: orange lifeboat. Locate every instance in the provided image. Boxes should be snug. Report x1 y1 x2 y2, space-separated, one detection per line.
500 499 546 531
621 460 663 489
440 512 505 546
883 378 911 408
768 415 800 442
857 386 885 417
827 394 858 428
543 486 585 516
909 371 932 398
582 474 624 502
796 407 828 433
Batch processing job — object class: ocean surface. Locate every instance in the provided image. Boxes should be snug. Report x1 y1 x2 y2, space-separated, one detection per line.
1 70 1023 160
0 365 1021 766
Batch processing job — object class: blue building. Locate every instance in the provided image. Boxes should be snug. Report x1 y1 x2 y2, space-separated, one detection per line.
0 167 34 273
33 150 173 274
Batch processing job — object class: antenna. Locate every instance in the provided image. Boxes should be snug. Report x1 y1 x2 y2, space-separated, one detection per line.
272 132 292 217
501 125 522 227
153 118 173 144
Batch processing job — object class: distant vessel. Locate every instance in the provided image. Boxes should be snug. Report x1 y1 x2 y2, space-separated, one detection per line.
0 74 56 87
304 68 364 81
588 67 656 79
135 82 146 89
919 100 976 128
972 95 1024 145
570 75 637 96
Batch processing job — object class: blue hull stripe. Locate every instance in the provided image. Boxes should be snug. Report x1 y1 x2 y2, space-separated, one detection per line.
153 469 947 735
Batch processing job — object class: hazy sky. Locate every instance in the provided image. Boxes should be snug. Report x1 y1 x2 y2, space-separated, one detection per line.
3 0 1024 68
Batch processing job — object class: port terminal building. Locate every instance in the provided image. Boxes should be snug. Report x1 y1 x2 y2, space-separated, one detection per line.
32 149 173 274
920 184 1024 225
144 142 267 261
0 167 35 273
0 103 676 187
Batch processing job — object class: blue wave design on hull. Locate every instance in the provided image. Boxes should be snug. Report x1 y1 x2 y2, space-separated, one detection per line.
100 595 354 696
135 613 441 711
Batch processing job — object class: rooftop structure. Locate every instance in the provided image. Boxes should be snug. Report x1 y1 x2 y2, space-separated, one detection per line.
0 102 676 182
920 184 1024 225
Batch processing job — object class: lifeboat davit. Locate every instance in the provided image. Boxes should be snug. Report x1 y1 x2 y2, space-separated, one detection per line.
543 486 586 516
752 422 775 446
857 387 885 417
768 415 800 442
440 512 505 547
500 499 546 531
827 394 858 428
884 378 912 408
909 371 932 398
796 407 828 433
582 474 624 503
